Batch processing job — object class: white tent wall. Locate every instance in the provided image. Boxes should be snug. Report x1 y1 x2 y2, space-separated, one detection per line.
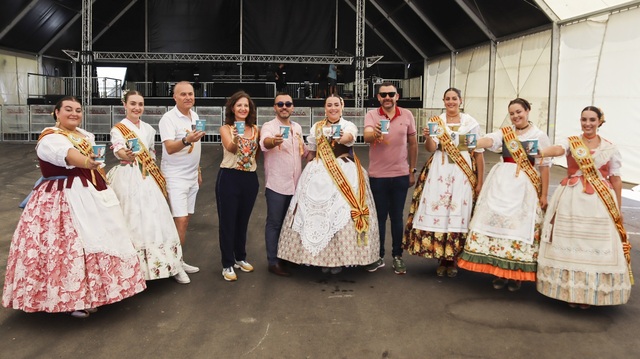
0 52 37 106
493 31 552 132
454 45 491 134
555 6 640 184
425 57 451 109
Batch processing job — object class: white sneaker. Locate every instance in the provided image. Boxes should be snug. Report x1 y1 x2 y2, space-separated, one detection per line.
222 267 237 281
173 271 191 284
233 260 254 273
182 262 200 274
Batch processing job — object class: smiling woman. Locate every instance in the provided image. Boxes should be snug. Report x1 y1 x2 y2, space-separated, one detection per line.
2 96 146 319
216 91 260 282
536 106 632 308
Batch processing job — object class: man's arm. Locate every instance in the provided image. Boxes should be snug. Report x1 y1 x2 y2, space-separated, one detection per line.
407 133 418 186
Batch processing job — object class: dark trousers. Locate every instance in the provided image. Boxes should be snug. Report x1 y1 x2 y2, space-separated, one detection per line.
215 168 259 268
264 188 293 265
369 175 409 258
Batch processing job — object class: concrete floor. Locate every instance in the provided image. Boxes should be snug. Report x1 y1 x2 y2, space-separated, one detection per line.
0 142 639 359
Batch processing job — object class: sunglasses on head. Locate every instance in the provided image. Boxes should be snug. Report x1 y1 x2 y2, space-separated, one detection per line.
379 92 396 98
276 101 293 108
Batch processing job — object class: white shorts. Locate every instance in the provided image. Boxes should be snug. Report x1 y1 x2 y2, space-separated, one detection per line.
166 178 199 217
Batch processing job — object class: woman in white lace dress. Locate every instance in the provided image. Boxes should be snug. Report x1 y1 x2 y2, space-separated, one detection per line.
107 91 190 284
278 95 379 274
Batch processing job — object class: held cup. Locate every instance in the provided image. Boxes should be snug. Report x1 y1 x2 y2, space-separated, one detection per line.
465 133 477 149
522 139 539 155
427 122 439 137
380 119 390 134
196 119 206 132
280 125 290 139
127 138 141 153
331 124 341 139
235 121 245 135
93 144 106 162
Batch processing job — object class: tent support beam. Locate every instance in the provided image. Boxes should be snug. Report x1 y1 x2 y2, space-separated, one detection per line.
0 0 39 41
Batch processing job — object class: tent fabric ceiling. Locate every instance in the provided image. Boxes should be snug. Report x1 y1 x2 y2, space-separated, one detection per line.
0 0 553 63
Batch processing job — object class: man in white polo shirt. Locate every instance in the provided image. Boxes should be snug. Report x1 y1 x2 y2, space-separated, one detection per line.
159 81 206 275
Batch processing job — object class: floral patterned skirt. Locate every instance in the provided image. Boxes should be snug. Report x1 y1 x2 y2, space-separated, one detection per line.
403 157 472 260
2 182 146 313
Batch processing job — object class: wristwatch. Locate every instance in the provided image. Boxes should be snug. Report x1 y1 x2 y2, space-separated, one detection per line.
411 168 418 173
181 137 192 146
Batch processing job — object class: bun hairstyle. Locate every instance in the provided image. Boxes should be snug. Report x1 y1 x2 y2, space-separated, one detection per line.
122 89 143 104
582 106 605 127
52 96 81 121
508 97 531 111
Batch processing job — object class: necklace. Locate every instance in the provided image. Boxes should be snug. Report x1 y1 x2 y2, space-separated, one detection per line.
583 133 597 143
446 113 460 122
516 123 530 131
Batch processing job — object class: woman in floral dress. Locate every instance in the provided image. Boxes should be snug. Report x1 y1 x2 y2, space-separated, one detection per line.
403 88 484 278
107 90 190 284
216 91 260 282
2 96 146 318
457 98 551 292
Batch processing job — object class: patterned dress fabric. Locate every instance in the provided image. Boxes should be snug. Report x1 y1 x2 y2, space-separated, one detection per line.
536 137 631 305
107 119 184 280
2 128 145 313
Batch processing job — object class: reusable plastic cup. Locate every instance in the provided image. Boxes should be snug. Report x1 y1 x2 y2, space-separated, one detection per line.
465 133 477 149
522 139 539 155
196 119 206 132
93 144 106 162
427 122 439 137
331 124 341 139
235 121 245 135
380 119 390 134
280 125 290 139
127 138 141 153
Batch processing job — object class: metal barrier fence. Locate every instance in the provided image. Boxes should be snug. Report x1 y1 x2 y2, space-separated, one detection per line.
1 105 442 144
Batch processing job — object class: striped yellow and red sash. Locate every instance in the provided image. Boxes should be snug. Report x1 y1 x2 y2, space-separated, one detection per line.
501 126 541 197
430 116 478 194
39 127 106 186
568 135 633 284
315 119 369 245
114 123 168 198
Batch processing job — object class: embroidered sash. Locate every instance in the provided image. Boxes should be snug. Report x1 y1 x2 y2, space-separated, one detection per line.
501 126 541 197
114 123 168 198
39 128 106 187
430 116 477 194
315 119 369 245
567 135 633 284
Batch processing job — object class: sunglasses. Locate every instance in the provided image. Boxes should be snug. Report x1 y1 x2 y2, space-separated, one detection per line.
378 92 396 98
275 101 293 108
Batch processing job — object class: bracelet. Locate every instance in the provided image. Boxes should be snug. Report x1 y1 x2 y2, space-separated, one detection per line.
540 151 544 159
84 157 89 169
271 138 276 147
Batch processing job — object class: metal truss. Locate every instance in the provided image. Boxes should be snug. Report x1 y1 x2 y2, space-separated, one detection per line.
354 0 365 108
63 50 353 65
81 0 92 106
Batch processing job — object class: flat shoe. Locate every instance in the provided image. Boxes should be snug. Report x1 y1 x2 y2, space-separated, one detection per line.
492 278 508 290
85 307 98 314
579 304 591 310
507 280 522 292
70 310 90 318
436 265 447 277
446 267 458 278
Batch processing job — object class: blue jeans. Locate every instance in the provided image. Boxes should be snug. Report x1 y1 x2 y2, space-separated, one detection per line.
265 188 293 266
369 176 410 258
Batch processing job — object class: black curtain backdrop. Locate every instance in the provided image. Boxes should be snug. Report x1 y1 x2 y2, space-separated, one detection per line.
243 0 333 55
149 0 240 53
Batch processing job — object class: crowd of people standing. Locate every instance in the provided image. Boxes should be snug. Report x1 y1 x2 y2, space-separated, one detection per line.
1 81 633 319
